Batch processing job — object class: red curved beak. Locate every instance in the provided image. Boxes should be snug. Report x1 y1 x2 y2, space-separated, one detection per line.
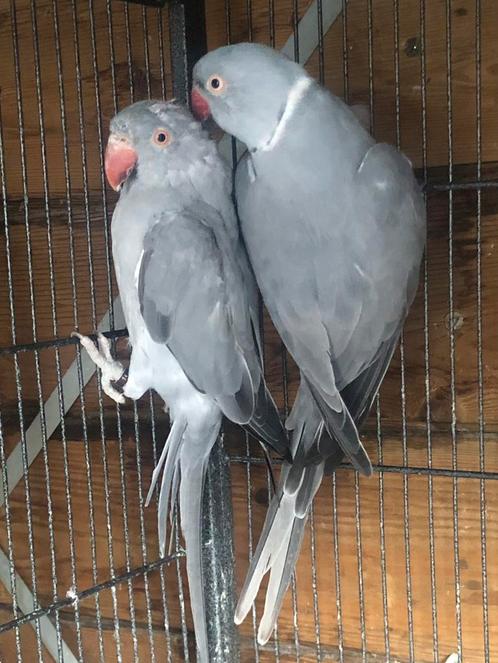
191 87 211 122
105 135 138 192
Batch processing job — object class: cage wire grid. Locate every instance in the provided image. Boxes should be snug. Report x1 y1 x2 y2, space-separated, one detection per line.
0 0 496 662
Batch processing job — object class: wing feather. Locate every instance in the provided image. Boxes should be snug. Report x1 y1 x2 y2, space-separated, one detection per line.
139 203 289 456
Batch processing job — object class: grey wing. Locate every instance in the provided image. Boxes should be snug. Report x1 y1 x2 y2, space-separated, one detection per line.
207 191 264 366
178 198 288 457
318 325 401 474
191 148 264 364
317 142 425 386
139 209 256 425
340 325 402 426
277 143 424 473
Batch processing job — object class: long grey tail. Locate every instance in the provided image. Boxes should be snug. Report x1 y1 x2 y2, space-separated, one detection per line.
234 396 324 645
179 423 220 662
146 416 221 663
235 323 404 640
235 337 399 640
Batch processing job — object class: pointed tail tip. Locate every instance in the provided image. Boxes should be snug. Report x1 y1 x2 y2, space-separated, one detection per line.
352 451 373 477
257 622 273 646
362 457 373 477
233 603 248 626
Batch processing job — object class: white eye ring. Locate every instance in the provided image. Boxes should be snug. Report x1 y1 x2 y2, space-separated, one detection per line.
152 128 172 147
207 74 225 95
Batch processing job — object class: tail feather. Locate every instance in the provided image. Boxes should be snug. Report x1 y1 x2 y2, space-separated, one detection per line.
285 419 322 495
236 335 402 638
179 422 220 663
169 464 181 525
235 462 323 641
145 418 186 555
234 465 294 625
145 419 178 508
257 515 307 645
245 382 291 460
235 383 326 639
295 463 324 518
146 414 220 663
307 381 372 476
157 420 187 556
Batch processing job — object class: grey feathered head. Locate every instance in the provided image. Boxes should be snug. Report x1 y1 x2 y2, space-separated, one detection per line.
192 43 307 151
105 100 213 191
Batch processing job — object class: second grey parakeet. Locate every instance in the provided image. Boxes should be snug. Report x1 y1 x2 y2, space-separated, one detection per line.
77 99 290 661
192 43 426 643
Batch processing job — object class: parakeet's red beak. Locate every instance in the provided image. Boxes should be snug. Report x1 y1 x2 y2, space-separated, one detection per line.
105 134 138 192
191 87 211 122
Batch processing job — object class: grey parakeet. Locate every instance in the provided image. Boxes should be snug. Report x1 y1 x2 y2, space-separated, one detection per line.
75 99 290 660
192 43 426 644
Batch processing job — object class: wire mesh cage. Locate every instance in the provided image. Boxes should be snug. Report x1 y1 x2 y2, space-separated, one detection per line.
0 0 496 661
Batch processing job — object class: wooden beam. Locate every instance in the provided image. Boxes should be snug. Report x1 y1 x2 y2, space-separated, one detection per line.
0 548 78 663
0 194 113 231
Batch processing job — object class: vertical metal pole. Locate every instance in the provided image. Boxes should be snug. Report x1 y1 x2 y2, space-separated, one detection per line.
168 3 239 660
203 438 239 662
168 0 208 103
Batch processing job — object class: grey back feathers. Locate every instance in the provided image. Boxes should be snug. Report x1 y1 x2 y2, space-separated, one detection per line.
138 203 257 424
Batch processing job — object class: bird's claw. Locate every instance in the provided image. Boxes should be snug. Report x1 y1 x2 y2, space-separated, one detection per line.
72 331 127 404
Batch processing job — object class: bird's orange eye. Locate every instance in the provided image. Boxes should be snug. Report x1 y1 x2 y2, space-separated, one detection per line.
152 128 172 147
207 74 225 95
